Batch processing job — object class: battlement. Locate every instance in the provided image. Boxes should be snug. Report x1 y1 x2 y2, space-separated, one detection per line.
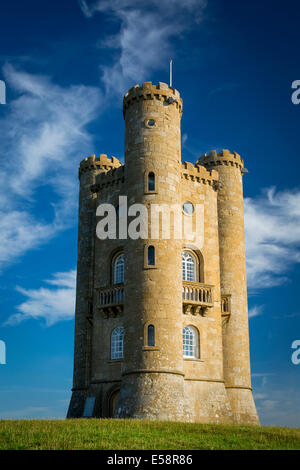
123 81 183 118
79 154 122 179
197 149 244 172
91 165 125 193
181 161 219 188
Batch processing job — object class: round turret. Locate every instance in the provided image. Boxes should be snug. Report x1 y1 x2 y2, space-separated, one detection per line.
68 153 122 418
198 149 259 425
79 154 122 179
115 82 186 421
197 149 244 172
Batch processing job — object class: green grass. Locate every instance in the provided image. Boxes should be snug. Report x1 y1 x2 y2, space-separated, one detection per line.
0 419 299 450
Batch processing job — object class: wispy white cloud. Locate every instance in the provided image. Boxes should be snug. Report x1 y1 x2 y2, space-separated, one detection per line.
0 1 206 271
252 372 300 427
0 407 49 419
0 65 102 270
249 305 264 319
253 393 268 400
79 0 207 95
182 133 188 146
2 65 101 200
0 210 59 269
252 373 275 378
208 82 241 100
282 312 300 319
79 0 206 21
5 269 76 326
245 187 300 289
252 372 275 388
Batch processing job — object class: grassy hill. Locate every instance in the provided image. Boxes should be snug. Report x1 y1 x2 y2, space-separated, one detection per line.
0 419 299 450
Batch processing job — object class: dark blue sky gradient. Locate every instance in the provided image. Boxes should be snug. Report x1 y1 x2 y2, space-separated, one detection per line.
0 0 299 425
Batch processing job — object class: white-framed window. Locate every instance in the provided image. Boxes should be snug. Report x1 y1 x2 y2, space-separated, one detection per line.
111 326 124 360
113 253 124 284
182 251 197 282
183 325 199 358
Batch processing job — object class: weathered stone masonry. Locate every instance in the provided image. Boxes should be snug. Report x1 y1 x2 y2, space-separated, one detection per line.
67 82 260 425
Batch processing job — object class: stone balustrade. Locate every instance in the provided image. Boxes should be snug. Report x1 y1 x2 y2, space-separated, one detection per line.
97 285 124 318
182 282 213 315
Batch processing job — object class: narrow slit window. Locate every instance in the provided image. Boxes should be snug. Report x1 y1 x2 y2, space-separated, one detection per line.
148 325 155 347
148 172 155 191
148 246 155 266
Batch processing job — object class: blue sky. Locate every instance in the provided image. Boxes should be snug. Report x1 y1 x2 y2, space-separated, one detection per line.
0 0 300 426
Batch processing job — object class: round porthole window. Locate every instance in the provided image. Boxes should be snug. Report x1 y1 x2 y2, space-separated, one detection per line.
146 119 156 127
183 201 194 214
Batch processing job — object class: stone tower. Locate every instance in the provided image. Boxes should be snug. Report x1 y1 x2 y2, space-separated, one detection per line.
117 82 185 420
67 81 259 425
197 150 259 424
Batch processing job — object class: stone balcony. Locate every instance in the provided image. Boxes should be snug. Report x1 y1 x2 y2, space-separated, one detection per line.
182 281 213 316
97 282 213 318
97 285 124 318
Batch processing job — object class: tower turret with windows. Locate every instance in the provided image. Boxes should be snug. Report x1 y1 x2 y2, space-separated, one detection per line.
67 82 259 425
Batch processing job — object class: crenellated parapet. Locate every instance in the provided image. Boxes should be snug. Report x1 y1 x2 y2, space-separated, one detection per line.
123 81 183 118
197 149 244 173
79 154 123 179
181 161 219 188
91 165 124 193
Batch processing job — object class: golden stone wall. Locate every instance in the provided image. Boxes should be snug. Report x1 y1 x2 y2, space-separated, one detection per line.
67 83 260 425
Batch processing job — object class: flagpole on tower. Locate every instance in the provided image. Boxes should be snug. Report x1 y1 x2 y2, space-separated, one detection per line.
169 59 173 88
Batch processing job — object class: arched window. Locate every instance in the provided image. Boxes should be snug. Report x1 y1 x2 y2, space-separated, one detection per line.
182 251 197 282
148 172 155 191
113 253 124 284
108 388 120 417
183 326 199 358
147 325 155 347
148 246 155 266
111 327 124 360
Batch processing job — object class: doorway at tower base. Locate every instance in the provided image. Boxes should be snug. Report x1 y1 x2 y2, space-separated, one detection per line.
109 388 120 418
